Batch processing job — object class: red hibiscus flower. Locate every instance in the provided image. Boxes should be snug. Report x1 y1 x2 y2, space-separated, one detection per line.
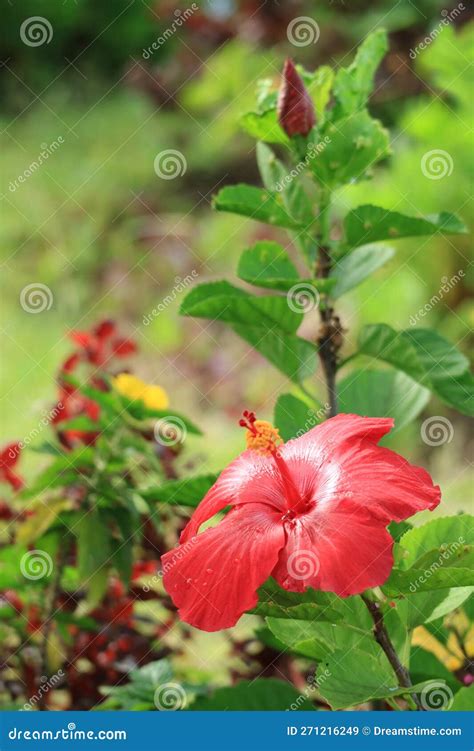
0 443 24 491
162 412 440 632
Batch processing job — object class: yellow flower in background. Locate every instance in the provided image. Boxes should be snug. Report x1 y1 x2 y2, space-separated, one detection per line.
113 373 169 410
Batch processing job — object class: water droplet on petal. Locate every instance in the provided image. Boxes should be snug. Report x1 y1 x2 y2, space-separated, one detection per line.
206 568 213 574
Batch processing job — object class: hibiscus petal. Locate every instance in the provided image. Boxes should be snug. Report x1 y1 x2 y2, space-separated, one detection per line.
280 413 440 521
181 450 286 542
273 504 394 596
162 503 285 631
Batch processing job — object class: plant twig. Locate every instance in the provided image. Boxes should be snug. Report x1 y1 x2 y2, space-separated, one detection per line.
361 594 423 710
315 190 341 418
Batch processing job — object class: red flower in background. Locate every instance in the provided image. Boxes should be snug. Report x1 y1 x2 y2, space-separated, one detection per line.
52 319 138 448
62 319 137 374
162 413 440 632
0 443 24 491
277 58 316 137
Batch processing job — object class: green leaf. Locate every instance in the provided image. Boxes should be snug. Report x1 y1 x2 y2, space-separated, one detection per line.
384 516 474 616
397 515 473 567
274 393 319 441
237 241 299 291
142 474 219 508
76 509 111 604
181 281 297 333
333 29 388 117
310 110 390 188
331 243 394 297
410 648 459 693
240 110 289 145
446 686 474 711
384 547 473 594
337 369 430 432
189 679 315 711
266 617 377 661
100 659 173 710
251 578 342 622
343 205 468 250
237 241 335 293
300 65 334 121
213 184 305 229
357 325 474 415
318 647 431 709
181 281 317 382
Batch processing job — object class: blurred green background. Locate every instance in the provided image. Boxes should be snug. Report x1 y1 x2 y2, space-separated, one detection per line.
1 0 472 512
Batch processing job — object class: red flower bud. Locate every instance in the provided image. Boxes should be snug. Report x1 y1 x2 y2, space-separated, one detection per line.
277 58 316 137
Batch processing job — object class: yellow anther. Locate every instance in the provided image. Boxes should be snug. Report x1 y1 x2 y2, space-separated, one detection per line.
245 420 282 456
